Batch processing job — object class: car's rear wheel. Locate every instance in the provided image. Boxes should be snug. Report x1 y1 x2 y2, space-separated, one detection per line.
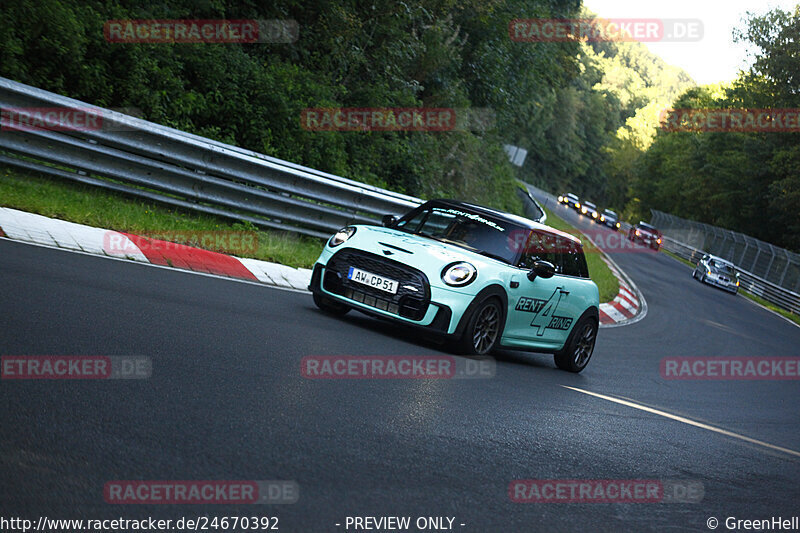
313 293 350 316
455 298 502 355
554 316 597 373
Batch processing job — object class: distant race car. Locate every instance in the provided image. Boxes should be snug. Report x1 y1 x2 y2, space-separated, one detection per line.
309 199 600 372
693 254 740 294
628 222 662 250
579 201 598 220
559 193 580 210
599 209 620 230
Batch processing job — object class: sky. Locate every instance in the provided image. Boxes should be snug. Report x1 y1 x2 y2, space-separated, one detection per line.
586 0 799 85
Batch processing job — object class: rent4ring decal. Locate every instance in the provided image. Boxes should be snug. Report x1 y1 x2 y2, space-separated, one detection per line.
517 289 573 336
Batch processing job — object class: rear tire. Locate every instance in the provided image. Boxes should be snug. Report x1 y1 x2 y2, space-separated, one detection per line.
454 298 503 355
554 316 597 373
313 293 350 316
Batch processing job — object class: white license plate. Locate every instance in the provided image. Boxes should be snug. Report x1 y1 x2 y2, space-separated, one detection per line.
347 267 398 294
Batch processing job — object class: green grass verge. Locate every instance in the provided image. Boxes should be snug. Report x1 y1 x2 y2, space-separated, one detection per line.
541 206 620 303
661 248 800 326
0 166 324 268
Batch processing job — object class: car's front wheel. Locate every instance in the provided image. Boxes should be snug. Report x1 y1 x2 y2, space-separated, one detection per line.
455 298 503 355
554 316 598 373
313 293 350 316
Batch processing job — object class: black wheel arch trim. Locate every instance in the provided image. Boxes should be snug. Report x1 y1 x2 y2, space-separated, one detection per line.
453 284 509 340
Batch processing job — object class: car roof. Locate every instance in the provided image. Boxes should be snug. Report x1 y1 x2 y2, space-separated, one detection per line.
603 209 616 214
707 255 734 265
424 198 582 244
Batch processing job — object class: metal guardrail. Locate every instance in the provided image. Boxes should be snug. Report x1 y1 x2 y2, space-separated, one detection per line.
651 209 800 293
661 235 800 315
0 77 421 239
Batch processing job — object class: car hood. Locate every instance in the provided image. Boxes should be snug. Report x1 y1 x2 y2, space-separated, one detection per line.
344 225 509 270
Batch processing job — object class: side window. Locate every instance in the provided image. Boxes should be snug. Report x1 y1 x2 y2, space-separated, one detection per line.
558 237 588 278
519 231 561 272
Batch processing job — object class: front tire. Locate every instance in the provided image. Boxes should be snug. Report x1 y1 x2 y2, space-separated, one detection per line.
454 298 503 355
554 316 598 373
313 293 350 316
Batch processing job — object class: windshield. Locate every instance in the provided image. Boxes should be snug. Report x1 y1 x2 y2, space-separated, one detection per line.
710 260 735 274
396 205 525 264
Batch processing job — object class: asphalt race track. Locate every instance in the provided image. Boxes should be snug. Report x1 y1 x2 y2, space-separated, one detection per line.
2 223 799 531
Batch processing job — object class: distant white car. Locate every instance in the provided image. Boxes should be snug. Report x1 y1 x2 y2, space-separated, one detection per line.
693 254 739 294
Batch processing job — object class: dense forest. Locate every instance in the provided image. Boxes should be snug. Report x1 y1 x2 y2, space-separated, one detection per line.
0 1 797 249
627 8 800 252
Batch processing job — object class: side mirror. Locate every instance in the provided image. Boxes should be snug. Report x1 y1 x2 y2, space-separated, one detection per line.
381 215 398 227
527 260 556 281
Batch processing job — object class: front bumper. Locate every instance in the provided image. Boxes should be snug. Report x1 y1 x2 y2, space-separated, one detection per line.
703 274 738 292
632 235 660 247
309 251 474 335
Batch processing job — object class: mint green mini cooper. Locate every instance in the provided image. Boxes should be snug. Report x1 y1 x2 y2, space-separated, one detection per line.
309 200 600 372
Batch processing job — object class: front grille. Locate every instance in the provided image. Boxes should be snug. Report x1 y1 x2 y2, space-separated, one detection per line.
324 249 430 320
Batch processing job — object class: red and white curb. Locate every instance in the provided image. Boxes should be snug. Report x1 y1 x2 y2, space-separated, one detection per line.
598 254 647 327
0 208 312 291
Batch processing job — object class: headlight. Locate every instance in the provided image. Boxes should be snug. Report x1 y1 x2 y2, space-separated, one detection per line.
441 262 477 287
592 212 598 218
657 238 662 244
600 216 605 221
635 230 640 236
558 196 563 202
576 202 581 208
328 227 356 247
616 222 620 228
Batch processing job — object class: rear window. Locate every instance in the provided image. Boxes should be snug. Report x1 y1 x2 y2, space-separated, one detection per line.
518 231 590 279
